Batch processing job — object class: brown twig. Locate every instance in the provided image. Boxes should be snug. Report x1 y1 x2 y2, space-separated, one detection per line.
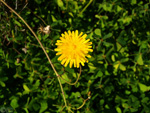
0 0 67 107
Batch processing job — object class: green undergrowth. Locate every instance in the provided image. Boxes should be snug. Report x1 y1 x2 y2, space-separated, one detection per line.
0 0 150 112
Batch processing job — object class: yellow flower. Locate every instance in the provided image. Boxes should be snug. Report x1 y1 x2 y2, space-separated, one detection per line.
55 30 93 68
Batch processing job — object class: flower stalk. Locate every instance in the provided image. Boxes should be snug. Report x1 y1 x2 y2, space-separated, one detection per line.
0 0 67 107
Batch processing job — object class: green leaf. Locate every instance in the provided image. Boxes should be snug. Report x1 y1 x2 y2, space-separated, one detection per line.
111 55 116 62
60 73 70 84
116 107 122 113
96 71 103 77
23 84 30 94
56 0 64 7
103 41 113 47
39 100 48 113
122 103 129 108
14 20 21 27
33 103 40 111
117 5 122 12
116 42 122 51
100 99 104 105
94 28 101 36
11 98 19 109
0 81 5 87
0 77 8 81
51 15 57 22
141 97 149 103
70 92 81 99
88 63 96 73
102 3 113 12
131 0 137 5
42 34 49 40
113 61 120 70
105 104 110 109
120 58 129 63
137 54 143 65
138 83 150 92
114 63 120 70
95 14 100 19
125 90 131 95
23 108 29 113
35 0 41 4
103 33 113 40
119 64 126 71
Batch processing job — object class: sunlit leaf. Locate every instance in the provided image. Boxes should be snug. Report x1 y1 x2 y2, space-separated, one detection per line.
39 100 48 113
11 98 19 109
23 84 30 94
137 54 144 65
57 0 64 7
94 28 101 36
138 83 150 92
116 107 122 113
119 64 126 71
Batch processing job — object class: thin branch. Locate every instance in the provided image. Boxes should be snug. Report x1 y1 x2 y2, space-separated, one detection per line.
79 0 93 15
59 65 82 85
72 97 90 110
0 0 67 107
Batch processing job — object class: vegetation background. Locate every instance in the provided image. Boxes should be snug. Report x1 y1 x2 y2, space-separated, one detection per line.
0 0 150 112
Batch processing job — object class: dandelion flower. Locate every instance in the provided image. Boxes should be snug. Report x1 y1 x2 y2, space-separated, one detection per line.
55 30 93 68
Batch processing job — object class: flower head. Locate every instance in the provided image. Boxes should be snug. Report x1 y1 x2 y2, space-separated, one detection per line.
55 30 93 68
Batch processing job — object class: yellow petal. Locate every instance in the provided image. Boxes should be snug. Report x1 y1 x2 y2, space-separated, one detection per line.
75 30 78 37
81 61 84 66
73 59 76 67
55 48 61 51
68 30 71 36
87 55 91 58
61 58 67 65
64 59 70 67
81 34 87 39
83 39 90 43
56 52 62 55
58 55 66 60
79 32 83 37
69 59 74 68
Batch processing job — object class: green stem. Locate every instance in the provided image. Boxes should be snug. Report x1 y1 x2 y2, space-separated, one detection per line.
0 0 67 107
79 0 93 15
72 97 89 110
59 65 81 85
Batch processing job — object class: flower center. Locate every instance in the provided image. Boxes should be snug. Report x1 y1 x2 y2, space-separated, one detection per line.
73 44 77 49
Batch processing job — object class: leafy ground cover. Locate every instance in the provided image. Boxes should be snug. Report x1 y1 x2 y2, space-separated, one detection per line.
0 0 150 112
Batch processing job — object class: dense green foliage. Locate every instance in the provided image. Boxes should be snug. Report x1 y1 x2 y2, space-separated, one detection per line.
0 0 150 112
